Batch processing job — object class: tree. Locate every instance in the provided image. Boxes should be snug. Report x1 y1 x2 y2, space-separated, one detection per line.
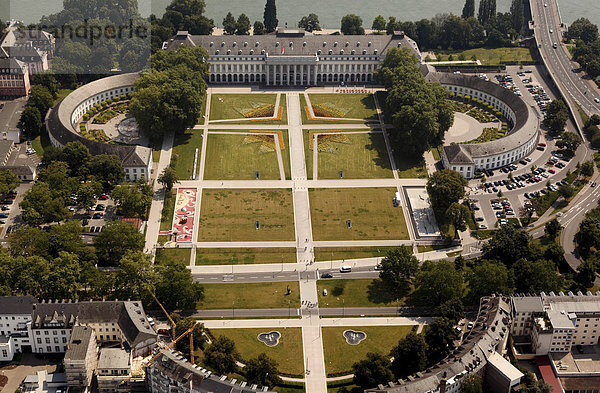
171 314 207 357
263 0 278 33
223 12 237 35
0 170 19 195
376 47 454 158
236 14 251 35
545 218 562 239
163 0 215 35
483 224 532 266
61 141 91 177
462 0 475 19
28 85 54 117
556 132 581 157
20 182 70 226
341 14 365 35
413 260 464 307
445 202 471 238
297 13 321 32
245 353 281 387
462 374 483 393
45 252 81 299
478 0 497 26
253 21 266 35
576 215 600 258
510 0 524 33
576 257 598 289
568 18 599 43
20 106 42 138
426 169 467 214
158 166 180 192
543 100 569 136
390 332 427 378
558 184 575 199
378 246 419 298
155 259 204 310
89 154 125 186
31 73 59 98
94 221 144 266
372 15 387 32
467 260 513 303
115 250 157 300
513 258 564 293
352 352 393 389
519 204 535 225
111 180 153 218
204 336 239 374
581 160 595 177
436 297 464 323
9 227 50 257
77 181 102 209
425 317 457 361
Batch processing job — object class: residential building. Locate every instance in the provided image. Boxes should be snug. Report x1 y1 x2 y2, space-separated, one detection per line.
164 29 421 86
0 98 25 142
0 296 36 361
511 292 600 356
0 57 30 98
0 46 48 74
97 348 131 393
146 349 276 393
64 326 98 389
364 296 520 393
1 29 55 59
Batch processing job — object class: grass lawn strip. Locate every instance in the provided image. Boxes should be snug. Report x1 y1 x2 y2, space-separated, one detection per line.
309 188 409 241
209 94 287 125
196 248 297 265
314 247 398 262
311 132 393 179
204 134 281 180
154 248 191 265
317 279 406 308
197 282 300 309
171 129 204 179
207 328 304 376
322 326 414 375
159 189 176 231
198 189 295 241
435 47 535 65
299 94 366 125
391 149 428 178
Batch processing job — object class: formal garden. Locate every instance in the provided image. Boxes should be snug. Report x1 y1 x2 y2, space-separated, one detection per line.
78 95 132 144
209 93 287 125
300 93 379 124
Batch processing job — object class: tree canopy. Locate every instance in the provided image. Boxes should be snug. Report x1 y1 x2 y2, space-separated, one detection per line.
298 14 321 32
413 260 464 307
352 352 393 389
263 0 278 33
341 14 365 35
204 336 239 374
378 246 418 298
543 100 569 136
390 332 427 378
426 169 467 214
245 353 281 387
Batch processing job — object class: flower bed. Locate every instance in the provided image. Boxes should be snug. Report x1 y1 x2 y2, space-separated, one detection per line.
243 104 275 118
250 106 282 121
304 107 339 121
466 107 495 123
312 103 347 118
463 126 504 144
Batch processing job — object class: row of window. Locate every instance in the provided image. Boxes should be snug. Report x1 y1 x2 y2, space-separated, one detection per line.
36 337 67 344
210 55 379 62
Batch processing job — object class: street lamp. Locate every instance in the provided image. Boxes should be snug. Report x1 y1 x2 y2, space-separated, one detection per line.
232 301 235 319
342 298 345 317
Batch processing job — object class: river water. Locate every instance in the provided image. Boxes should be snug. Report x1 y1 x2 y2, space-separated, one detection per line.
5 0 600 32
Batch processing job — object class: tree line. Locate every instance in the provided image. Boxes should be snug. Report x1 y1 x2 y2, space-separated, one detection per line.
569 18 600 79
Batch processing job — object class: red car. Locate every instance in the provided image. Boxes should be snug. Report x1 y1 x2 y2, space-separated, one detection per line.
548 169 556 174
98 195 109 200
546 161 554 166
538 142 547 147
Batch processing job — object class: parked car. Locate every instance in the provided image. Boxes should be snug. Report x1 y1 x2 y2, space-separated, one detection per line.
0 213 8 218
93 212 103 219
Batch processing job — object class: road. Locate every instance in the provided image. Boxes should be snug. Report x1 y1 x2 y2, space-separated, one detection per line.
530 0 600 122
192 267 380 283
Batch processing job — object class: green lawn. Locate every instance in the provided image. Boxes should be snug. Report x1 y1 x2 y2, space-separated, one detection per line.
309 188 409 240
317 279 407 308
209 94 287 125
436 47 535 65
308 94 379 120
159 189 176 231
204 133 286 180
208 328 304 376
31 129 51 159
322 326 415 375
314 247 398 262
170 129 204 179
196 248 297 265
154 248 191 265
197 282 300 309
55 88 74 105
312 132 394 179
198 189 295 241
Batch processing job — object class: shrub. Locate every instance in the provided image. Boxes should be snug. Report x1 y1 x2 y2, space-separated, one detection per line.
332 283 345 296
82 113 89 121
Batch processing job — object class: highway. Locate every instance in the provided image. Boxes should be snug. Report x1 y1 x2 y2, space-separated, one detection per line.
530 0 600 122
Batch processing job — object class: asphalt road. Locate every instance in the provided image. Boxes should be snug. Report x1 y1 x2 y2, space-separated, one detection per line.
531 0 600 119
192 267 380 283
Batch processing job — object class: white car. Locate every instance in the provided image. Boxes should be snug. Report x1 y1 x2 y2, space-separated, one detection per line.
478 224 488 229
544 3 548 7
595 98 600 103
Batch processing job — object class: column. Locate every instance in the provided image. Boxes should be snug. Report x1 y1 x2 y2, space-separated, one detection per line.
300 65 305 85
286 64 290 85
293 64 297 85
307 65 311 85
266 64 270 86
313 64 318 86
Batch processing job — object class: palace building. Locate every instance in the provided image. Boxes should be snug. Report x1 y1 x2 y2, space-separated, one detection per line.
163 28 421 86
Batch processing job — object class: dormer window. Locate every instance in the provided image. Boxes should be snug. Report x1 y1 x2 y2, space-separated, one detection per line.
345 41 349 47
209 42 214 47
356 42 360 47
323 41 326 47
255 42 259 47
233 42 237 47
334 42 338 47
244 42 248 47
289 42 293 47
368 41 372 47
221 42 225 47
275 42 279 47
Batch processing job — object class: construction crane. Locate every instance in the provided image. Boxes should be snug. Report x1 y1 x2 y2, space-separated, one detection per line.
119 324 197 386
147 289 177 341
